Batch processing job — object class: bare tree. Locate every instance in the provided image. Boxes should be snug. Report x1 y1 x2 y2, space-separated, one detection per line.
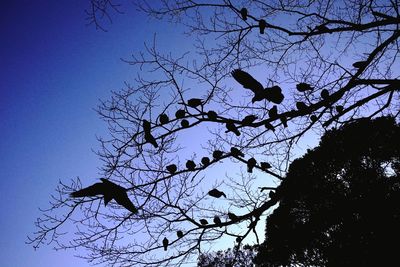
28 1 400 266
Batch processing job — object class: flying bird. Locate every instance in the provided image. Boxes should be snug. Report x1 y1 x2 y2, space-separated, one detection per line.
175 109 185 119
230 147 244 158
263 86 284 104
320 89 330 100
212 150 223 159
228 212 239 221
159 114 169 125
259 19 267 34
214 216 223 227
186 160 196 171
260 162 271 171
166 164 177 174
296 83 313 92
201 157 211 166
241 115 258 126
70 178 138 213
181 119 190 128
143 120 158 148
231 69 264 95
208 188 227 198
177 230 184 239
207 110 218 121
353 60 367 69
200 219 208 225
163 237 169 251
240 8 248 20
268 105 278 119
225 121 241 136
247 157 257 173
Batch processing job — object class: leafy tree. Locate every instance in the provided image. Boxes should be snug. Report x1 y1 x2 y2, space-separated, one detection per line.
255 116 400 266
29 1 400 266
198 245 258 267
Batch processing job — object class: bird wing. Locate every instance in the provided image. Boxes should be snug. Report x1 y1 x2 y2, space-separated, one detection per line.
115 191 138 213
231 69 264 93
70 183 105 197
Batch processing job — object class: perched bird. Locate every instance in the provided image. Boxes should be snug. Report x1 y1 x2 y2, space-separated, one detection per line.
177 230 184 239
70 178 138 213
259 19 267 34
320 89 330 100
163 237 169 251
212 150 224 159
186 98 203 108
200 219 208 225
263 86 284 104
186 160 196 171
143 120 158 148
241 115 258 125
264 122 275 131
225 121 241 136
260 162 271 171
240 8 248 20
296 101 309 113
247 157 257 173
175 109 185 119
159 113 169 125
231 69 264 97
166 164 177 174
353 60 367 69
230 147 244 158
336 105 344 113
214 216 223 227
201 157 211 166
268 105 278 119
310 115 318 122
296 82 313 92
207 110 218 121
181 119 190 128
208 188 227 198
228 212 239 221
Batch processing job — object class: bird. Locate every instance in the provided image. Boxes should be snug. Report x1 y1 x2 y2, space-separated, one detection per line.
213 216 222 227
201 157 211 166
353 60 367 69
186 98 203 108
296 82 314 92
240 8 248 20
259 19 267 34
228 212 239 221
207 110 218 121
175 109 185 119
247 157 257 173
260 162 271 171
310 115 318 122
231 69 264 97
166 164 177 174
336 105 344 113
320 89 329 100
163 237 169 251
70 178 138 213
225 121 241 136
159 113 169 125
262 86 284 104
143 120 158 148
208 188 227 198
241 115 258 126
200 219 208 225
230 147 244 158
177 230 184 239
212 150 223 159
186 160 196 171
264 122 275 131
268 105 278 119
181 119 190 128
296 101 309 113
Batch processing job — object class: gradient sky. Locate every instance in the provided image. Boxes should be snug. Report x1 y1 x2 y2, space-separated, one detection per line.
0 1 192 266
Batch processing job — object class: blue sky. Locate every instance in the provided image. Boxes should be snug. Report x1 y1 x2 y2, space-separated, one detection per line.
0 1 188 266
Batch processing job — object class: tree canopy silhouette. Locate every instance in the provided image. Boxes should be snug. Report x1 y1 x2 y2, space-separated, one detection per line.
255 116 400 266
29 1 400 266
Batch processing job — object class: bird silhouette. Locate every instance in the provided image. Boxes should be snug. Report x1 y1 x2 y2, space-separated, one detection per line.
186 98 203 108
296 83 313 92
207 110 218 121
181 119 190 128
200 219 208 225
296 101 309 113
230 147 244 158
175 109 185 119
260 162 271 171
262 86 284 104
212 150 223 159
247 157 257 173
166 164 177 174
353 60 367 69
214 216 223 227
70 178 138 213
177 230 184 238
259 19 266 34
231 69 264 97
268 105 278 119
225 121 241 136
228 212 239 221
186 160 196 171
163 237 169 251
240 8 248 20
201 157 211 166
321 89 329 100
143 120 158 148
159 114 169 125
208 188 227 198
241 115 257 125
